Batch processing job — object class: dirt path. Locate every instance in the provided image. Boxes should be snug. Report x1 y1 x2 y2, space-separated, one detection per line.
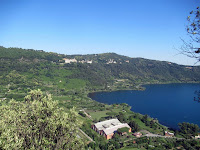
140 130 183 140
78 128 95 143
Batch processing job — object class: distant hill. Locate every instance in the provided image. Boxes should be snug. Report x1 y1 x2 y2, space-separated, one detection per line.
0 46 200 98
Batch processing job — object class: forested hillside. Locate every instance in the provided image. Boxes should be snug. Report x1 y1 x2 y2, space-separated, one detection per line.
1 46 200 149
0 46 200 100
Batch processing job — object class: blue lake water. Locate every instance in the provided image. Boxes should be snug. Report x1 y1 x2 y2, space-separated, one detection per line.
89 83 200 129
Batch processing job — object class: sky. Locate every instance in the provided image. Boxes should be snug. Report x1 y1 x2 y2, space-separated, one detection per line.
0 0 199 65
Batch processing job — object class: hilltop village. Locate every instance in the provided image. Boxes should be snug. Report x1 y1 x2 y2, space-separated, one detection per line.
62 58 130 64
62 57 193 70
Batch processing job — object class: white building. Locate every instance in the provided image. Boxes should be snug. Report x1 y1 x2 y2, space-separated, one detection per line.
92 118 131 139
63 58 77 63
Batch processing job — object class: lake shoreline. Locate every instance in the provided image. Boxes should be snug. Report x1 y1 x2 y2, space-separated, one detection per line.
88 81 200 95
88 83 200 130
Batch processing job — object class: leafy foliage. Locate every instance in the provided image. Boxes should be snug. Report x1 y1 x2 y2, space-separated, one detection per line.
187 6 200 45
178 122 199 137
129 121 140 132
0 89 84 149
0 46 61 61
117 127 130 134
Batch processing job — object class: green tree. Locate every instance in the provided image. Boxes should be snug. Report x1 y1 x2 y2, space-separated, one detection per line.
117 127 130 134
178 122 199 137
79 111 86 117
129 121 140 132
0 89 84 149
141 114 150 126
117 112 127 123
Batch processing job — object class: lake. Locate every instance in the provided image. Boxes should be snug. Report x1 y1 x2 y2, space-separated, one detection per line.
89 83 200 129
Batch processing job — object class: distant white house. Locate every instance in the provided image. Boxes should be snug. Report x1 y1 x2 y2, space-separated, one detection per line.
133 132 142 138
165 131 174 137
106 59 117 64
86 60 93 64
63 58 77 63
125 60 129 63
195 133 200 139
79 60 93 64
185 66 193 69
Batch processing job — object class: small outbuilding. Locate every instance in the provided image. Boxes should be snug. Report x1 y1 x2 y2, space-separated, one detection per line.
133 132 142 138
195 133 200 139
165 131 174 137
